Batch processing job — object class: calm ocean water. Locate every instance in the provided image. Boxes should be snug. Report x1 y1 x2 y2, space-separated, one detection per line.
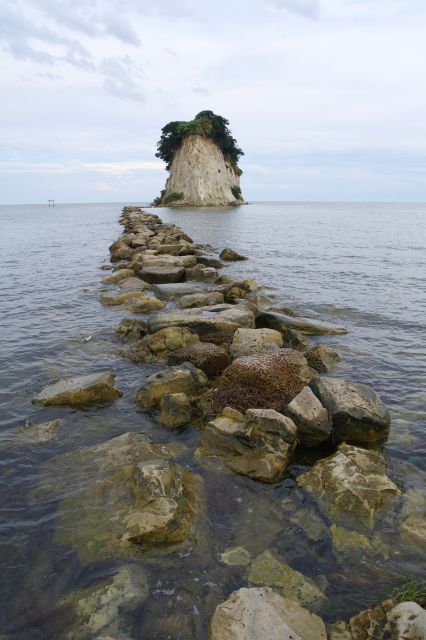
0 201 425 638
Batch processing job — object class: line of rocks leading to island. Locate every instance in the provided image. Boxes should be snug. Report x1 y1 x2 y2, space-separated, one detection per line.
30 205 425 640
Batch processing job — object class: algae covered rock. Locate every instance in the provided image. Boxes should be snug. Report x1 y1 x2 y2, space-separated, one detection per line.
248 550 326 605
297 443 400 529
33 371 122 407
198 407 297 482
285 385 331 447
135 363 209 408
310 376 391 443
217 349 315 411
229 327 283 359
177 291 224 309
220 546 251 567
209 587 327 640
62 565 149 639
115 318 148 342
123 327 200 363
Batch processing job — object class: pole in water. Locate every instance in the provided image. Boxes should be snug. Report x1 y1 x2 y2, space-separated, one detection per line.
48 200 55 207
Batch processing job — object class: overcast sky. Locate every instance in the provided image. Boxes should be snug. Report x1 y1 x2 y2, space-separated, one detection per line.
1 0 426 203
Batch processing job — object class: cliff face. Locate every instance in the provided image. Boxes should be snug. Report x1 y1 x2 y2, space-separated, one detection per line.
163 134 243 207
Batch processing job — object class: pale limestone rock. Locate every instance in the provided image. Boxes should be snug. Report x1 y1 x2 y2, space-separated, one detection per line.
147 304 255 336
229 327 283 359
163 134 243 207
387 602 426 639
285 385 331 447
102 269 135 284
297 443 400 529
208 587 327 640
248 550 326 605
176 291 225 309
219 247 247 261
33 371 122 407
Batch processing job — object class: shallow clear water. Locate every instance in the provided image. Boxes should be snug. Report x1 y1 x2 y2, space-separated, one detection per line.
0 201 425 638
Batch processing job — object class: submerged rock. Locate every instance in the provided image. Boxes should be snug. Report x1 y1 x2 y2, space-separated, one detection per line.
33 371 122 407
135 363 209 408
305 343 341 372
219 247 247 261
14 419 61 444
297 443 400 529
147 304 255 336
198 407 297 482
310 376 391 443
229 327 283 359
256 309 348 336
167 341 229 378
62 565 149 639
154 281 217 300
248 550 326 605
220 546 251 567
48 433 200 560
285 386 331 447
209 587 327 640
158 393 193 428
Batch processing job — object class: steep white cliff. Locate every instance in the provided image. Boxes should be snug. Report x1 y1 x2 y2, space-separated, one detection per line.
163 134 243 207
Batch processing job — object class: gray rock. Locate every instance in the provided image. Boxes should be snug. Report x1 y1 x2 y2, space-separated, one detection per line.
33 371 122 407
256 310 348 336
154 281 217 300
387 602 426 639
185 264 218 283
285 386 331 447
310 376 391 443
305 343 341 372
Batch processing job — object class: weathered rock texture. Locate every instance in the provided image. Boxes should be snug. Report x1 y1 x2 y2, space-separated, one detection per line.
163 135 243 206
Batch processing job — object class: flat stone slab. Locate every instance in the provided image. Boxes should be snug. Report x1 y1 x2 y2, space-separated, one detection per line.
147 304 255 336
257 310 348 336
310 376 391 443
33 371 122 407
230 327 283 359
139 266 185 284
154 282 217 300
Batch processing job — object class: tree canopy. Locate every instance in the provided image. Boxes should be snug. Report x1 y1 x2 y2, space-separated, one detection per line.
156 110 244 171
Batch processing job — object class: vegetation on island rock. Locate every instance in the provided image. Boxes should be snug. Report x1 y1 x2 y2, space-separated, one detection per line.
156 110 244 171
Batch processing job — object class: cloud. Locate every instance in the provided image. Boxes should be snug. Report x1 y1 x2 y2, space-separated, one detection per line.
93 181 116 191
265 0 319 18
0 160 164 174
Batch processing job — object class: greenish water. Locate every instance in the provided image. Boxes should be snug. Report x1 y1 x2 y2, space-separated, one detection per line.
0 202 425 638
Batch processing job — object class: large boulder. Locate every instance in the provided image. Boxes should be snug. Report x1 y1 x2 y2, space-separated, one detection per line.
256 310 348 336
387 602 426 639
109 240 134 262
305 343 341 373
61 565 149 639
222 349 314 397
168 342 229 378
248 550 326 605
115 318 147 342
310 376 391 443
123 327 200 363
118 276 152 291
208 587 327 640
198 407 297 483
135 363 208 408
154 281 217 300
297 443 401 529
102 268 134 284
229 328 283 359
138 266 185 284
285 386 331 447
158 393 193 428
147 304 255 337
33 371 122 407
185 264 218 283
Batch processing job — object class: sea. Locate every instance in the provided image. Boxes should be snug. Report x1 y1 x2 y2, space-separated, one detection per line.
0 201 425 638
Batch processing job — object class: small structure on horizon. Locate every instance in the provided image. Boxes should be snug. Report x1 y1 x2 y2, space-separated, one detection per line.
48 200 55 207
